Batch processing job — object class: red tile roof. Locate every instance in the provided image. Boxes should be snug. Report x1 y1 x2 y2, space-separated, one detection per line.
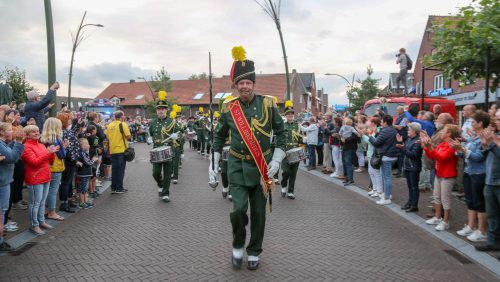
96 74 288 106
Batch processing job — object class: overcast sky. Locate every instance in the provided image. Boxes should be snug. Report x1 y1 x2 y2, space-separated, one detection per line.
0 0 470 106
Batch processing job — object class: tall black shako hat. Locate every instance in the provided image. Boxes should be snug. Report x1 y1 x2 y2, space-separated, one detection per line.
156 90 168 108
230 46 255 84
284 100 294 115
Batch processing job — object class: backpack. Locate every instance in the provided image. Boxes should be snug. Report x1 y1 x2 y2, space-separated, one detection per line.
406 54 413 70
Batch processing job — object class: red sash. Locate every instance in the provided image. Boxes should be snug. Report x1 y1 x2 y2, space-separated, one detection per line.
229 100 272 188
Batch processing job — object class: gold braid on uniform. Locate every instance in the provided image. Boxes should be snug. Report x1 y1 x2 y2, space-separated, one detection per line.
250 95 275 138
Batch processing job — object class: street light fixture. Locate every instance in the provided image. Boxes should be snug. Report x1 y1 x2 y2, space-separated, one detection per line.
325 73 356 109
67 10 103 110
137 76 155 98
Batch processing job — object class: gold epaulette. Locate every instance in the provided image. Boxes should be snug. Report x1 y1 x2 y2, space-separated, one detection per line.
263 95 278 108
221 96 238 113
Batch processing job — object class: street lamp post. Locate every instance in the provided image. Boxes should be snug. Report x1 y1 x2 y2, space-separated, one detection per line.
137 76 155 98
68 11 103 110
325 73 355 109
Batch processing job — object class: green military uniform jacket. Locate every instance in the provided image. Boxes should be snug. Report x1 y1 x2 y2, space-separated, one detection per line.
149 117 183 149
283 120 303 151
194 119 206 140
213 94 285 187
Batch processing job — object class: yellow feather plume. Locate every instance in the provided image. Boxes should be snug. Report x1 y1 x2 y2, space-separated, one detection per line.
158 90 167 101
170 111 177 119
177 105 182 113
198 107 204 113
214 111 220 118
273 96 278 103
232 46 246 62
225 95 233 100
285 100 293 108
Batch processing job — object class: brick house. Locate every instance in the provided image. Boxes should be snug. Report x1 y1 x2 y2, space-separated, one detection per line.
95 72 327 118
413 15 498 112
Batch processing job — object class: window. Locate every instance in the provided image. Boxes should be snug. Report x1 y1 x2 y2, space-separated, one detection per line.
135 94 144 100
416 81 420 95
214 93 224 99
193 93 204 100
434 74 444 90
222 92 232 98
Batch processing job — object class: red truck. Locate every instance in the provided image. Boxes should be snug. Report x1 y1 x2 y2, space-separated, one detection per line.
363 97 457 121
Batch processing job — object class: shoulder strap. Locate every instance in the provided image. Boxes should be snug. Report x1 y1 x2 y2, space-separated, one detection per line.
119 122 127 148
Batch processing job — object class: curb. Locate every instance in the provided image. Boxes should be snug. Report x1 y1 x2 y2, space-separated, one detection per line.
3 180 111 251
299 166 500 278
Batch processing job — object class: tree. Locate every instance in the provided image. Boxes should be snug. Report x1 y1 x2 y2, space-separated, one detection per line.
424 0 500 90
346 65 381 111
150 67 172 92
0 67 34 104
188 72 209 80
143 97 180 119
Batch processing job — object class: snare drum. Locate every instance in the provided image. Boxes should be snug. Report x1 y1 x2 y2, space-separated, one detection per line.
221 146 230 161
150 146 173 163
286 147 306 164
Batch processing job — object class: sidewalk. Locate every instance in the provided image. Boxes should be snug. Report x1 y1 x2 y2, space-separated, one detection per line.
301 164 500 277
3 179 111 250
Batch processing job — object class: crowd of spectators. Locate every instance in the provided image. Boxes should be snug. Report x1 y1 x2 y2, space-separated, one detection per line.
301 101 500 253
0 83 137 251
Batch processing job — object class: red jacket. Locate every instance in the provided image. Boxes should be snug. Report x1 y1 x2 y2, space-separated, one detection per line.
21 139 55 185
423 141 458 178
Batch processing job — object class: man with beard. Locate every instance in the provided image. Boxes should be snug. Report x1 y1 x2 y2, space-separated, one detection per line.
209 46 286 270
149 92 181 202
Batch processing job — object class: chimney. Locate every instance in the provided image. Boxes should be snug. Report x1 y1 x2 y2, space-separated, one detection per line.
129 79 135 84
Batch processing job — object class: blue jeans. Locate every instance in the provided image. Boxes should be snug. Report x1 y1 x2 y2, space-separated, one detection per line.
0 184 10 223
307 145 316 168
404 170 420 208
111 153 126 191
381 159 396 199
28 183 50 228
47 172 62 212
484 185 500 246
342 149 356 181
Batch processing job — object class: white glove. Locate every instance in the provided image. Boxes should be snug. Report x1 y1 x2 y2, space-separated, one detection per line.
147 136 153 145
170 133 178 140
208 152 221 184
181 154 184 159
267 148 286 178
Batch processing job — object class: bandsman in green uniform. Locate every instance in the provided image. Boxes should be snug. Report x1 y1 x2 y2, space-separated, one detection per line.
169 111 184 183
195 109 207 155
149 94 182 202
209 46 286 270
280 101 302 199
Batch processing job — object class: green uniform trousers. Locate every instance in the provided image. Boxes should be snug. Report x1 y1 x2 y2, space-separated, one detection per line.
281 159 299 194
221 160 229 188
153 160 173 196
172 147 181 180
197 135 205 152
230 184 267 256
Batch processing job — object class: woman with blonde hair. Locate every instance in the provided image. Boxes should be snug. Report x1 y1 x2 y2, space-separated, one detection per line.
21 125 59 235
40 118 69 221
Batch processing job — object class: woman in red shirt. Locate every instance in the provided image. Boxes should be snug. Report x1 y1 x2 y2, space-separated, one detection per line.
421 124 460 231
21 125 59 235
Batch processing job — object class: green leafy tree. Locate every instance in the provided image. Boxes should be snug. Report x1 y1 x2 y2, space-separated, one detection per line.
0 67 34 104
188 72 209 80
424 0 500 89
150 67 172 92
346 65 381 111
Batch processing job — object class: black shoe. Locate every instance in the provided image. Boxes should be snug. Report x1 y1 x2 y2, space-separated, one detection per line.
114 189 125 194
401 203 411 210
405 207 419 213
281 192 286 198
0 242 15 252
68 201 77 208
343 180 354 186
393 173 402 178
61 207 75 213
222 191 228 198
247 260 259 271
232 255 243 269
475 244 500 252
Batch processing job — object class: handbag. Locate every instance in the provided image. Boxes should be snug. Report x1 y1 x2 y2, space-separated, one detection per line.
370 152 382 169
119 123 135 162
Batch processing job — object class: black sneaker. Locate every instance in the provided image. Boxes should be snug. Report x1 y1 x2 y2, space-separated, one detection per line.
475 244 500 252
114 189 125 194
0 241 15 252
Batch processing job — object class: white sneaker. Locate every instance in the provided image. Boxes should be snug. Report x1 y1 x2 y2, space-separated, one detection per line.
281 188 286 193
376 198 391 205
355 168 364 173
158 188 162 193
467 230 487 242
330 173 338 178
456 225 475 237
368 190 375 196
371 192 380 198
426 217 442 225
435 221 449 231
4 223 18 232
6 220 18 226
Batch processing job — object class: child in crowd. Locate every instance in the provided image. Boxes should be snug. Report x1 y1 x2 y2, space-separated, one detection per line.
339 118 360 141
76 138 97 209
85 125 101 198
